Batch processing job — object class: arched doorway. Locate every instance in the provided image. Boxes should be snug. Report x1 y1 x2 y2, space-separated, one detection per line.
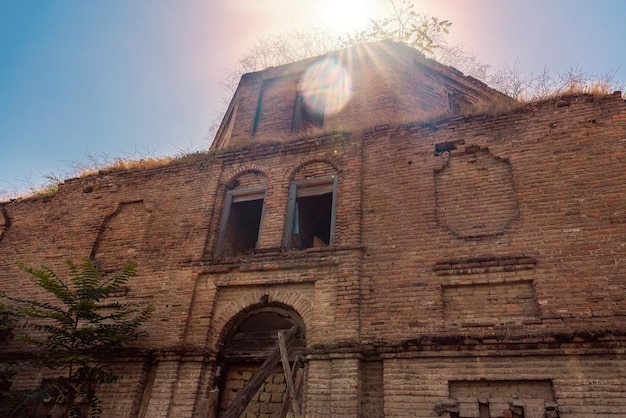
215 304 306 417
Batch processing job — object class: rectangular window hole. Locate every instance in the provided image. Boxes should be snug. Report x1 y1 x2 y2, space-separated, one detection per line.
292 192 333 249
219 190 265 257
293 94 325 132
286 177 336 250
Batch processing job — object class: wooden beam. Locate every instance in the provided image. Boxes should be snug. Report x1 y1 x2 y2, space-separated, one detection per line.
197 388 220 418
207 388 219 418
278 333 301 416
291 366 305 418
222 326 298 418
279 355 303 418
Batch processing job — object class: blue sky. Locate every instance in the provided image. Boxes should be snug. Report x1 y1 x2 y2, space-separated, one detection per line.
1 0 625 198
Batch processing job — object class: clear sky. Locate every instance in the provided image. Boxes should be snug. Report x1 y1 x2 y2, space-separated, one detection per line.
1 0 625 199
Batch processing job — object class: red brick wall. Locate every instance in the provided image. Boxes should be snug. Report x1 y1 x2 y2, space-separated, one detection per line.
360 93 626 344
383 354 626 417
1 92 626 417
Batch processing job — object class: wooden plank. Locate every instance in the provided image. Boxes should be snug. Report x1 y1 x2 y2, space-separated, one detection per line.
209 389 219 418
222 326 298 418
278 332 300 416
279 356 303 418
197 388 219 418
291 365 305 418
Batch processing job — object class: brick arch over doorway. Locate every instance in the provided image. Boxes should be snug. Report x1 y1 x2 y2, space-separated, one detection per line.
208 284 314 350
214 304 306 417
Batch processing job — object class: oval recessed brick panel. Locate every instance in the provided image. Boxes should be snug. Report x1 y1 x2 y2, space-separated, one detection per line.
435 148 518 239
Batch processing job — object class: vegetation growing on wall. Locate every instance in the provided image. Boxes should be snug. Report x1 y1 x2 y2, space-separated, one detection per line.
0 305 18 402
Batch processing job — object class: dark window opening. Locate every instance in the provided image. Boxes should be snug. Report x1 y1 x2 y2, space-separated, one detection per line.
285 177 336 250
292 94 325 132
293 192 332 249
218 189 265 257
478 401 490 418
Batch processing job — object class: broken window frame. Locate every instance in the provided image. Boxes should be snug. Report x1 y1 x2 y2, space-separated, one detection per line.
216 186 266 257
284 176 337 250
292 93 325 132
252 82 266 135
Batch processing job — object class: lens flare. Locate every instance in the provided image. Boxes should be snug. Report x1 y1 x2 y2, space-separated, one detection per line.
299 57 352 117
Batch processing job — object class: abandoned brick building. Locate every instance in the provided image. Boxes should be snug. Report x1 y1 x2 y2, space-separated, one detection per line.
2 40 626 417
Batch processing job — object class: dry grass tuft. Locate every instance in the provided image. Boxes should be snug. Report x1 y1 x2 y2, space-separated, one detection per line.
461 96 526 118
489 64 624 103
27 174 64 199
560 79 617 97
72 148 211 179
76 156 174 178
1 150 213 202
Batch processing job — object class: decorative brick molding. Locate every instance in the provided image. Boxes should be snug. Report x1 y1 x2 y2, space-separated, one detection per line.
223 168 268 190
210 283 314 351
435 147 519 239
448 380 556 418
442 280 540 326
291 159 339 180
434 256 537 275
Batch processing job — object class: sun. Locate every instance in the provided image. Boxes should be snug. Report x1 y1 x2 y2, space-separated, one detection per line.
319 0 377 34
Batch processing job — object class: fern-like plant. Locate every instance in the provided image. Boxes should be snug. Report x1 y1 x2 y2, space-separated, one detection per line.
0 258 153 418
0 304 18 398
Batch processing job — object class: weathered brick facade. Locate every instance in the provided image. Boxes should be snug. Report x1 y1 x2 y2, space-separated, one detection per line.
2 40 626 417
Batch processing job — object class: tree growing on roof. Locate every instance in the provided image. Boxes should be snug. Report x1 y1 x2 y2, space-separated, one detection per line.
207 0 623 141
221 0 450 93
207 0 451 139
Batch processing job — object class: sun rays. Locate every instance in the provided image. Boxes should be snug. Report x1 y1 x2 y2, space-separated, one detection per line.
318 0 378 34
